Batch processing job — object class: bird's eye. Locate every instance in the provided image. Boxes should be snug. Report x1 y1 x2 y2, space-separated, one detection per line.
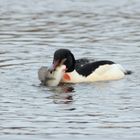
49 69 55 74
50 70 53 74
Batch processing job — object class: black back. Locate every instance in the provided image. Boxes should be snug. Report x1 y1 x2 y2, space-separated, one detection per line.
76 60 115 77
75 58 94 68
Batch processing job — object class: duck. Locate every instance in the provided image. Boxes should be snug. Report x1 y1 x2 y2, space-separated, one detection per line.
38 65 66 86
50 49 131 84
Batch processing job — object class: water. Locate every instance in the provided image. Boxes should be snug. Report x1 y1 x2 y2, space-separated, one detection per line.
0 0 140 139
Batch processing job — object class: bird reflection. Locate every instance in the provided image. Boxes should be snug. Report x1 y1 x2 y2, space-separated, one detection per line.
48 84 74 104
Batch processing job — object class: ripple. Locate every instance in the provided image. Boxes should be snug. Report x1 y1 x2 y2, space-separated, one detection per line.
0 0 140 139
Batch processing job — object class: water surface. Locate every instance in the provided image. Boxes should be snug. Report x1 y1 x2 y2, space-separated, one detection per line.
0 0 140 139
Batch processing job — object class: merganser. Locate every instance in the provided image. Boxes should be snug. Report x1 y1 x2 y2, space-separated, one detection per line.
51 49 131 83
38 65 66 86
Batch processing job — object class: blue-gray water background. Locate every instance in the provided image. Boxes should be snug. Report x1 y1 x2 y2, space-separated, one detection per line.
0 0 140 139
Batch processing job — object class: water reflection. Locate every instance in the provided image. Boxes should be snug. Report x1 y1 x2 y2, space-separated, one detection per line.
53 92 73 104
0 0 140 139
47 85 74 104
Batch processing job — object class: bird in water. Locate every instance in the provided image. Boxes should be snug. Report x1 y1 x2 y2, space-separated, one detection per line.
38 64 66 86
50 49 131 84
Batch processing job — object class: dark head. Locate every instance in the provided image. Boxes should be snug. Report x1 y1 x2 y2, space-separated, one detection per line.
52 49 75 72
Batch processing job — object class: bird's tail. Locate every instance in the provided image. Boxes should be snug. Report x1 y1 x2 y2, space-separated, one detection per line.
116 64 132 75
124 70 133 75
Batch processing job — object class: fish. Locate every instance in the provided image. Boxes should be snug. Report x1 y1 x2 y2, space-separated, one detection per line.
38 65 66 86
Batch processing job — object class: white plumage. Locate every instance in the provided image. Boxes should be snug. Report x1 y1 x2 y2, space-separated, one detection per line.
62 64 125 83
